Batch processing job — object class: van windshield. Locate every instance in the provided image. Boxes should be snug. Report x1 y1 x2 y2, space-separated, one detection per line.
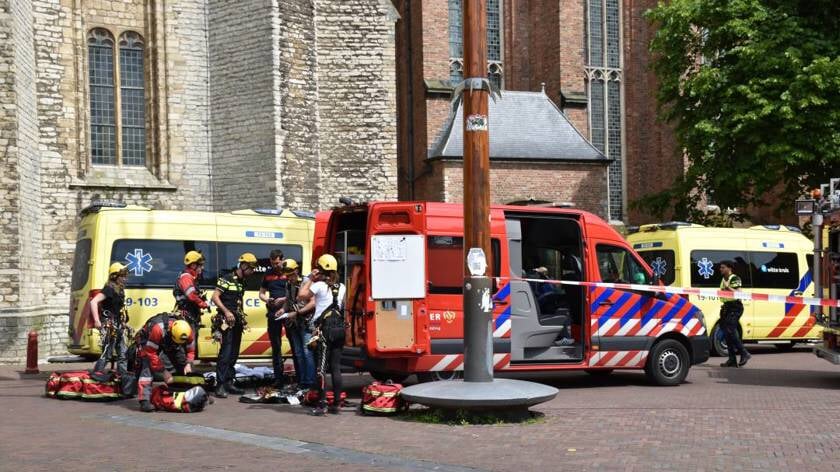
71 239 92 291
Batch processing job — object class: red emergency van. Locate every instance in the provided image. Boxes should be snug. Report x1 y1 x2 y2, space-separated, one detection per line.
319 201 710 386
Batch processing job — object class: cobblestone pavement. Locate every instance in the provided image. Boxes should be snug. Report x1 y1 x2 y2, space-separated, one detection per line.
3 345 840 471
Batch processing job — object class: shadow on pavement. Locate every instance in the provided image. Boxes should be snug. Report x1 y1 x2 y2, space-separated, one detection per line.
706 366 840 389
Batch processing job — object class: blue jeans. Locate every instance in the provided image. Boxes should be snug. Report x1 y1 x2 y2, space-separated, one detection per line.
287 323 315 388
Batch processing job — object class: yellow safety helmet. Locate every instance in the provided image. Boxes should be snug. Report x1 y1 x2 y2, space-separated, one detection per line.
109 262 128 277
170 319 192 344
238 252 258 268
316 254 338 272
281 259 299 272
184 250 205 266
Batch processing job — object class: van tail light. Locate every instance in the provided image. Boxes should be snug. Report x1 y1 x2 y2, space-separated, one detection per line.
81 289 101 328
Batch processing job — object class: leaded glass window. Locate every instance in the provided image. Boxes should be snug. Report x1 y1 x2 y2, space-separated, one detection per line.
87 28 147 167
119 32 146 166
586 0 624 220
448 0 504 89
88 28 116 165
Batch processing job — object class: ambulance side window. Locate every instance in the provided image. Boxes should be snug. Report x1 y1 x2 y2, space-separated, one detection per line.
748 252 799 289
111 239 216 288
217 242 303 291
638 250 676 285
689 250 750 288
595 245 649 284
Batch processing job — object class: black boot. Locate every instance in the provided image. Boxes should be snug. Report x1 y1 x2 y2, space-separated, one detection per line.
738 352 752 367
226 382 244 395
214 383 228 398
720 358 738 367
140 400 155 412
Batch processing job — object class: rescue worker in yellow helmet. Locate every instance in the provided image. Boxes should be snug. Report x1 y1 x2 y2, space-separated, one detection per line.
211 252 258 398
295 254 346 415
174 250 209 363
136 315 195 412
91 262 130 379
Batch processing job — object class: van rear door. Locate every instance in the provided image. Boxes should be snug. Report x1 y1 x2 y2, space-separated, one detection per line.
366 203 430 356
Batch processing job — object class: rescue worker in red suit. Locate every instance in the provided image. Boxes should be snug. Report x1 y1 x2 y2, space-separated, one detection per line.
174 250 209 357
136 315 194 412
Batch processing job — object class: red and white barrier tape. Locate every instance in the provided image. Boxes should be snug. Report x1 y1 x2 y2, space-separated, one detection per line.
500 277 840 309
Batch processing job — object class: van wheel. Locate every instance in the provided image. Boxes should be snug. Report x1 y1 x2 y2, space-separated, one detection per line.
584 369 613 376
711 324 729 357
417 371 462 383
645 339 690 386
369 371 409 384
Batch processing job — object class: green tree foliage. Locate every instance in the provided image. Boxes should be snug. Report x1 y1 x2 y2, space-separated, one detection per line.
638 0 840 220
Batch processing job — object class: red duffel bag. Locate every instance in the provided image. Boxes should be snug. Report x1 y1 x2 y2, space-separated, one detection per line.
361 380 408 415
302 389 347 407
45 370 122 401
150 385 209 413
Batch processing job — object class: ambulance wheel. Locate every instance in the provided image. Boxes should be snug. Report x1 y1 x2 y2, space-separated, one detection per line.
584 369 613 376
369 371 409 384
645 339 690 386
417 371 462 383
711 324 729 358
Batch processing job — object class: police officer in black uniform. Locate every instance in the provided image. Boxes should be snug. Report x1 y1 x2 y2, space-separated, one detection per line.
211 253 257 398
719 260 751 367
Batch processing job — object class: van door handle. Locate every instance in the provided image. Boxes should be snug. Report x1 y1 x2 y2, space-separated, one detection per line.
599 301 613 307
793 290 803 296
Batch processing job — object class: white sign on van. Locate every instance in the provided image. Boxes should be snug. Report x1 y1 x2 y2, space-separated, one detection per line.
761 241 785 249
371 235 425 299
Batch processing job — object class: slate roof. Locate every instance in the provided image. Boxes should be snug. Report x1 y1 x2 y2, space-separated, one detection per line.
429 90 609 162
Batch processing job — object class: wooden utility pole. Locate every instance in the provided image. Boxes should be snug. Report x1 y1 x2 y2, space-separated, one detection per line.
461 0 493 383
462 0 492 275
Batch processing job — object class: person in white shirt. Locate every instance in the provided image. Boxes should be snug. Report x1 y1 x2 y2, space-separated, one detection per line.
294 254 346 415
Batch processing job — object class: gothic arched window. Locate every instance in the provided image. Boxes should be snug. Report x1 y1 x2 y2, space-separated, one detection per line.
87 28 147 166
119 32 146 166
88 28 116 165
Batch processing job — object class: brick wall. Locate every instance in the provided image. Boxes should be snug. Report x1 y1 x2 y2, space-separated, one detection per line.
431 159 609 217
276 0 320 210
623 0 681 224
208 0 278 211
314 0 399 208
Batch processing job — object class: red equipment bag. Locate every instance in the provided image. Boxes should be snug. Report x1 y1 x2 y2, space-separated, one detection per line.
45 371 122 401
361 381 408 415
302 389 347 407
150 385 209 413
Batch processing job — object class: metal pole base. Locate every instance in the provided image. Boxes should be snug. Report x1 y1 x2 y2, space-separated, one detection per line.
400 378 558 411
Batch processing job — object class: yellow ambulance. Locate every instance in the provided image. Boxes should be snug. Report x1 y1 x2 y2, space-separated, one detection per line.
627 223 818 356
68 201 313 360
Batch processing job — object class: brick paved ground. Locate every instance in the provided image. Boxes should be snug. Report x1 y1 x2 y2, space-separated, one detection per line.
3 345 840 471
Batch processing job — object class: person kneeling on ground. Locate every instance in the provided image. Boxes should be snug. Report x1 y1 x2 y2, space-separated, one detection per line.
136 314 195 412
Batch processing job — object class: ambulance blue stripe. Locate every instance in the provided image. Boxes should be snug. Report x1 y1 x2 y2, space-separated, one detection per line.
590 288 614 314
660 296 686 325
618 298 642 328
598 292 632 327
786 271 813 312
494 283 511 302
641 300 666 327
495 306 511 329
